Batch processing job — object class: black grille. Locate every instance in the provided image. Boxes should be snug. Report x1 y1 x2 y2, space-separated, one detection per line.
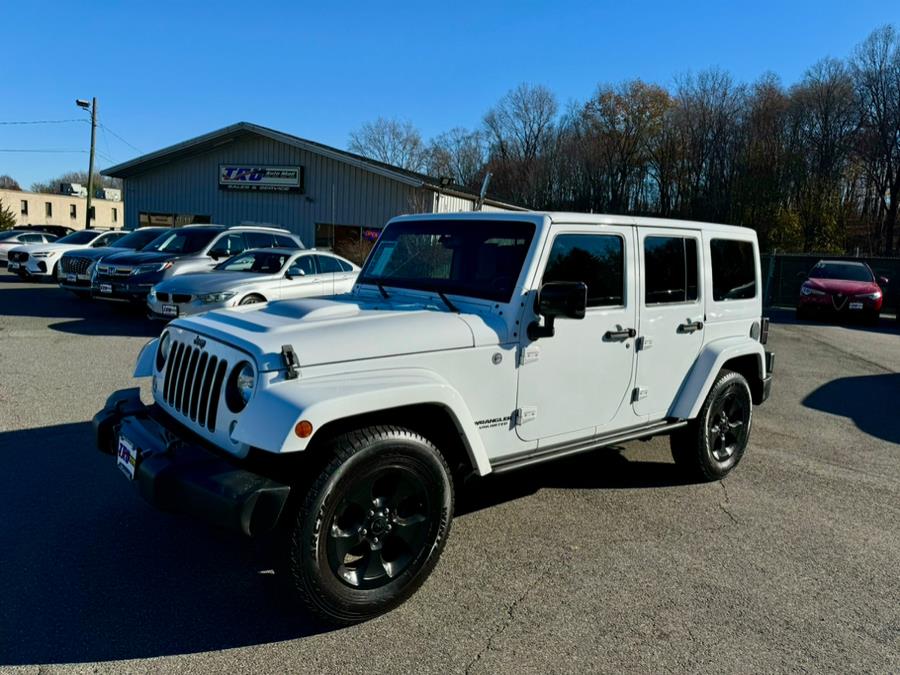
61 256 92 275
172 293 192 303
163 341 228 431
8 251 28 263
156 292 170 302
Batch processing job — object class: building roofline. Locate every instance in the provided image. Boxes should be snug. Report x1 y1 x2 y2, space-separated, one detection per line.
100 121 521 210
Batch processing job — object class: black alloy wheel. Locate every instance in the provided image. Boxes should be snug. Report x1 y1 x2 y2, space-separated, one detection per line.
671 369 753 481
282 425 453 625
326 464 433 589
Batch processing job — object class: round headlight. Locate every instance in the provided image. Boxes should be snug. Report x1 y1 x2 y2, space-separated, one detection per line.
226 361 256 412
156 331 172 371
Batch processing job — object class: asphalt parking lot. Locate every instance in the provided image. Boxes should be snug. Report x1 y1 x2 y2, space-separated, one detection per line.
0 273 898 674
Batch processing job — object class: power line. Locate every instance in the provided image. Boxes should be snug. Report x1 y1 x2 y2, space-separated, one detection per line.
0 119 87 126
98 123 141 153
0 148 88 153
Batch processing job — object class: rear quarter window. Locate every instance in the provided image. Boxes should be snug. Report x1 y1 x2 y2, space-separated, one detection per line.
710 239 756 301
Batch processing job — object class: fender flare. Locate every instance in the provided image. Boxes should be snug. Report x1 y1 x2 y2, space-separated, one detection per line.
134 338 159 378
230 368 492 475
670 338 765 420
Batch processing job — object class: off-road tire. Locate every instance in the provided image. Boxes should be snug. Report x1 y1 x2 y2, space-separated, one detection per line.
239 294 265 305
670 369 752 482
281 425 454 625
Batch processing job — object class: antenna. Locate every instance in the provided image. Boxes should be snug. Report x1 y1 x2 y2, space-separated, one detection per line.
475 172 492 211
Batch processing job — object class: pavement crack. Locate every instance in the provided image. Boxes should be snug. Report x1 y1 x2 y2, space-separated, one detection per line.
464 567 546 674
718 481 739 525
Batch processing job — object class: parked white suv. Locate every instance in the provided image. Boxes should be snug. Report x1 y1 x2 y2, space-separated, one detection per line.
7 229 125 279
94 212 773 625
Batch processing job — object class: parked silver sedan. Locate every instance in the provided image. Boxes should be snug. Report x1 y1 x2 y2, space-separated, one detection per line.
146 247 359 319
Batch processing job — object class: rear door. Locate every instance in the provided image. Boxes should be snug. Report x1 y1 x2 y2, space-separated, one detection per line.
633 228 704 418
314 254 345 295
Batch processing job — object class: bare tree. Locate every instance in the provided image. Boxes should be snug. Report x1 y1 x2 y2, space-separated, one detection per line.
851 25 900 255
0 175 21 191
483 83 559 206
348 117 428 172
426 128 487 189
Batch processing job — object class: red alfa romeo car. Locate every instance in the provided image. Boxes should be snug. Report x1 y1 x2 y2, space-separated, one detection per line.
797 260 887 324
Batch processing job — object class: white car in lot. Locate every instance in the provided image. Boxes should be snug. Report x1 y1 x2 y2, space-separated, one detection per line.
0 230 58 263
6 229 126 279
147 247 359 318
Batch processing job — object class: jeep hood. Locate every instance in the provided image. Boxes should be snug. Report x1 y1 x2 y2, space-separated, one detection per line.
175 297 482 371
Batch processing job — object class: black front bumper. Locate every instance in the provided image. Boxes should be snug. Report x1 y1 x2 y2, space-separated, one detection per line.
92 276 155 302
93 389 290 537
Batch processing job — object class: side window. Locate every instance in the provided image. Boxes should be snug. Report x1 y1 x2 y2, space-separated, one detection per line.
275 234 298 248
337 259 353 272
213 233 247 255
21 234 42 243
542 234 624 307
245 232 275 249
710 239 756 301
315 254 343 274
289 255 316 277
644 236 699 304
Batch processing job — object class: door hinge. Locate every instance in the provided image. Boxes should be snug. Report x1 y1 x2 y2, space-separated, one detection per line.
514 406 537 425
636 336 653 351
519 345 540 366
631 387 648 403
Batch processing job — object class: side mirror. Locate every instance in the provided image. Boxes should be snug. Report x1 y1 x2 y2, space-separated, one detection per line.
285 268 305 280
878 276 889 286
208 248 227 260
528 281 587 340
796 271 807 280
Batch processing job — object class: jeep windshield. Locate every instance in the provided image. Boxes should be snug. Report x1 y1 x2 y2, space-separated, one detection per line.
142 229 219 254
358 219 535 302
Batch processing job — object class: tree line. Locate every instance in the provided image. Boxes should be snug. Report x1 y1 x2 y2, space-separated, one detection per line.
348 25 900 256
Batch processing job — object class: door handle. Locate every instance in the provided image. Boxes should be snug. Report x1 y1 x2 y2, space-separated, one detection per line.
678 320 704 333
603 327 636 340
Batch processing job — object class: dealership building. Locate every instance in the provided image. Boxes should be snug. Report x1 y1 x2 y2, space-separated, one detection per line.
102 122 519 263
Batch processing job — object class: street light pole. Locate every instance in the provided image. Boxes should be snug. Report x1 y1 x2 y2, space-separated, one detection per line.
77 97 97 229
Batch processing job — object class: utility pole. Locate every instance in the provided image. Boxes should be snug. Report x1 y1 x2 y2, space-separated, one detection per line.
76 97 97 229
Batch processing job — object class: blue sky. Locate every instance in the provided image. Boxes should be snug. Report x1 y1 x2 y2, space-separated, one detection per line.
3 0 898 189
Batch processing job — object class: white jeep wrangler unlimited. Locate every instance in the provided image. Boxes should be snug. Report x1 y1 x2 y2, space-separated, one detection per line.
94 212 773 624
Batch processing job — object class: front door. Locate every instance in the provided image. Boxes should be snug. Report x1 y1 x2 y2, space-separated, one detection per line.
516 226 638 442
281 255 325 299
633 228 705 418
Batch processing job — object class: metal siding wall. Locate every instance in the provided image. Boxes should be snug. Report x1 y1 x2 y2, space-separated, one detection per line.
120 136 423 244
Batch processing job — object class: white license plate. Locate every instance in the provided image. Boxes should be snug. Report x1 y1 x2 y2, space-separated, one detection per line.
161 304 178 317
100 283 113 294
116 435 138 480
8 262 19 270
849 302 863 310
66 273 76 283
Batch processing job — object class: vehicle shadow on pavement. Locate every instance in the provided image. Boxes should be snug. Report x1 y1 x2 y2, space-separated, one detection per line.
0 281 162 339
458 446 694 516
0 422 329 666
802 373 900 445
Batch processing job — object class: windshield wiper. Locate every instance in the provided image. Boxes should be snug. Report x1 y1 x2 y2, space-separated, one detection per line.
436 291 459 313
375 281 389 299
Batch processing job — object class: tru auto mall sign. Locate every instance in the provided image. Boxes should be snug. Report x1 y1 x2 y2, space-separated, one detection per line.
218 165 304 192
